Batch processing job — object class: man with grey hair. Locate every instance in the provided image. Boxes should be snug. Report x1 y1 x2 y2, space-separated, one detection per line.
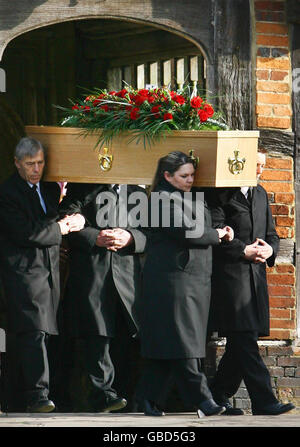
0 137 84 412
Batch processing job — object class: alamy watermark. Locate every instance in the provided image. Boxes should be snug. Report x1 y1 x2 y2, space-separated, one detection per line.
95 186 205 238
0 328 5 352
0 67 5 93
293 68 300 94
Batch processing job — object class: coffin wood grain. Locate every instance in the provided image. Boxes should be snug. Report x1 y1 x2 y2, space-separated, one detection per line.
25 126 259 187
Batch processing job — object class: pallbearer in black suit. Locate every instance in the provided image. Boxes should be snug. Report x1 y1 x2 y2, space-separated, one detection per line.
209 152 295 415
137 151 233 417
59 182 147 412
0 137 84 412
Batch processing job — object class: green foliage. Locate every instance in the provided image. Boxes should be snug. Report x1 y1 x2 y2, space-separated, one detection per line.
55 85 229 149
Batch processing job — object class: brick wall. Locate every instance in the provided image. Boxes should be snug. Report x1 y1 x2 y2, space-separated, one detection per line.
204 0 299 413
206 341 300 412
254 0 297 341
255 0 292 130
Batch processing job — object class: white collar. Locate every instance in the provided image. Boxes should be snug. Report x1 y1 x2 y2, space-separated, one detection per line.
28 181 40 190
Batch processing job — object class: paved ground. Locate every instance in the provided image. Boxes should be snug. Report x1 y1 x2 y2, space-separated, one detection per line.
0 411 299 427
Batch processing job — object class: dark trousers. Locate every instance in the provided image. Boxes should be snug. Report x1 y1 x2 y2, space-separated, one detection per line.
83 334 118 407
211 331 278 409
137 358 213 408
16 330 50 406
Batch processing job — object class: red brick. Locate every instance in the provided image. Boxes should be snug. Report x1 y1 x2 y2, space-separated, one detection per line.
270 319 295 329
257 81 289 93
270 308 291 318
270 70 289 81
268 285 293 296
267 274 295 285
256 70 270 80
268 345 294 356
273 105 292 117
255 11 285 22
268 329 292 340
269 297 295 308
265 158 293 169
260 181 293 193
255 1 285 11
256 35 289 47
275 265 295 274
276 216 295 226
269 204 289 215
256 22 288 35
257 58 290 70
274 193 294 204
256 105 272 116
257 92 291 104
260 170 292 181
278 356 300 367
257 117 291 129
275 227 289 238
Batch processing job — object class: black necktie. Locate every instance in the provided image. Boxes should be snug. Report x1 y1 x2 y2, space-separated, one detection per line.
32 184 46 213
247 187 253 203
112 184 119 194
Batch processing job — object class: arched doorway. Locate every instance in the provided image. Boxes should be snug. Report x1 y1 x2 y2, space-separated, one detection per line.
0 17 209 413
1 18 207 128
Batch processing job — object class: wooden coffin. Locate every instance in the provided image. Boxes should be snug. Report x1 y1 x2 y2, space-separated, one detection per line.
25 126 259 187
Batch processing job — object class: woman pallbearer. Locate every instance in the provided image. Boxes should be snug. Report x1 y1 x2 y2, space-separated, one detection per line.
137 151 233 417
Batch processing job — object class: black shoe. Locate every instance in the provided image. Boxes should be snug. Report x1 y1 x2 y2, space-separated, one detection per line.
197 399 226 417
252 402 295 416
142 399 165 416
214 399 244 415
26 399 55 413
99 396 127 413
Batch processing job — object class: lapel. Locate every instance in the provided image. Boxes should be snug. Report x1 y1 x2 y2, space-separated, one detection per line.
233 189 251 210
14 173 44 217
251 186 259 236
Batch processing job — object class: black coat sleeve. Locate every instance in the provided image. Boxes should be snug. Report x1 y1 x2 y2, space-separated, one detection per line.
59 183 100 253
157 196 220 247
0 190 62 248
210 203 247 261
265 192 280 267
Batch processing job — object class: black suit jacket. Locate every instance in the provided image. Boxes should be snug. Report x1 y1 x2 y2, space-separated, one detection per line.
209 185 279 336
0 172 61 334
59 183 147 338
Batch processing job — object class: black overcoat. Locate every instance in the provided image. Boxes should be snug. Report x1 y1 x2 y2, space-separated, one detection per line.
59 183 147 338
209 185 280 336
140 180 220 360
0 172 62 335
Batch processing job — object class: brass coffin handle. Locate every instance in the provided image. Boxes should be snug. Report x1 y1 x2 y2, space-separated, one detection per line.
189 149 199 168
228 150 246 175
98 147 113 172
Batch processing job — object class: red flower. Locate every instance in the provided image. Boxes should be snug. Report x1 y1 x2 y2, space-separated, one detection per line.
100 105 109 112
133 94 148 106
198 109 209 122
190 96 203 108
109 91 117 96
130 107 140 120
138 89 149 96
151 105 161 118
147 95 156 103
203 104 214 117
163 112 173 121
116 89 128 98
173 94 185 104
72 104 79 110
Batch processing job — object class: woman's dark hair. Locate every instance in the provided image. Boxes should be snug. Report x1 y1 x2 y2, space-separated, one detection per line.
150 151 196 193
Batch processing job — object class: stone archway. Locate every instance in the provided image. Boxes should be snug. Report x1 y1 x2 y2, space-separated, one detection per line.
0 0 253 130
